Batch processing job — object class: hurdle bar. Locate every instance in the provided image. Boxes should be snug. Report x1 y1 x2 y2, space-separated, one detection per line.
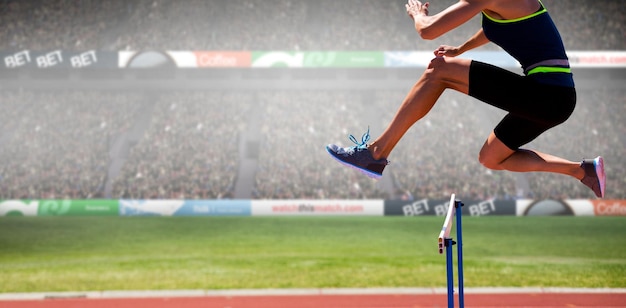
438 194 465 308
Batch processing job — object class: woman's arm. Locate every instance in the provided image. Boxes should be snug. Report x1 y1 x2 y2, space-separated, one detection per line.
406 0 487 40
434 28 490 57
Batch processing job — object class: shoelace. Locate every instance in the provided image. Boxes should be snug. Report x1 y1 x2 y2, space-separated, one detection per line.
348 127 370 150
343 127 389 164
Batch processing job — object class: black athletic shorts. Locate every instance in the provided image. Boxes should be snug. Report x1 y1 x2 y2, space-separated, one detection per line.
468 60 576 150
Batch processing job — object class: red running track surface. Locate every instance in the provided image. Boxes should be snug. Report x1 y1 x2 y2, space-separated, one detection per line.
1 293 625 308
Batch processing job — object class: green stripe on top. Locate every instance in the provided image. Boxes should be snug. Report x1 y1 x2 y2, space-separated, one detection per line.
482 0 547 23
527 66 572 75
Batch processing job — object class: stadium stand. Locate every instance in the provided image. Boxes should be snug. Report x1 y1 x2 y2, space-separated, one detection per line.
0 0 623 200
0 88 623 200
0 0 624 51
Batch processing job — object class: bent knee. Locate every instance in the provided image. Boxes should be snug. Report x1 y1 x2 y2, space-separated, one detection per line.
422 57 470 90
425 57 450 77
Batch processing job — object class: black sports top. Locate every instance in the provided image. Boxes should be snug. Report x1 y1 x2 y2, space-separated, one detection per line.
481 1 575 87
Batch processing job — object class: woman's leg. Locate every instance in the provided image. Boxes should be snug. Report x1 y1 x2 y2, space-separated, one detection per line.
326 58 604 197
478 131 585 179
325 56 472 179
369 56 472 160
366 56 603 195
478 131 604 198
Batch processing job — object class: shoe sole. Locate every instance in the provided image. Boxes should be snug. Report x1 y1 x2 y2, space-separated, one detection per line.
594 156 606 198
325 146 382 180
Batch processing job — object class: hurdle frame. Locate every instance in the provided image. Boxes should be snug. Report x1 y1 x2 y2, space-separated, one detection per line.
438 194 465 308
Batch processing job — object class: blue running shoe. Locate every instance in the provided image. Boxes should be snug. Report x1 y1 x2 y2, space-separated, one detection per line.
580 156 605 198
325 128 389 179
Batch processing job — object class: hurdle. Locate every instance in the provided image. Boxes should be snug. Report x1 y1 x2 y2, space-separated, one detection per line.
438 194 465 308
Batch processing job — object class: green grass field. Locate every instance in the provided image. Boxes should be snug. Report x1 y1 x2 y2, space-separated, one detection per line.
0 216 624 292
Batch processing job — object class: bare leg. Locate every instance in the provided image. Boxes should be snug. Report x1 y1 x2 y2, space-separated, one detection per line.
369 56 472 160
479 131 585 180
367 56 586 180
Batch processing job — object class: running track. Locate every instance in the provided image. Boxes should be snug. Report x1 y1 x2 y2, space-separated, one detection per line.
1 288 625 308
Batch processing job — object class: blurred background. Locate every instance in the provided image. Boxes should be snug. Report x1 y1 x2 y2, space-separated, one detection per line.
0 0 624 201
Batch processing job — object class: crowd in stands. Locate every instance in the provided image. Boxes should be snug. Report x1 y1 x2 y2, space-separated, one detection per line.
110 91 252 199
0 90 141 199
0 0 624 51
0 0 623 200
0 87 623 200
253 91 390 199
